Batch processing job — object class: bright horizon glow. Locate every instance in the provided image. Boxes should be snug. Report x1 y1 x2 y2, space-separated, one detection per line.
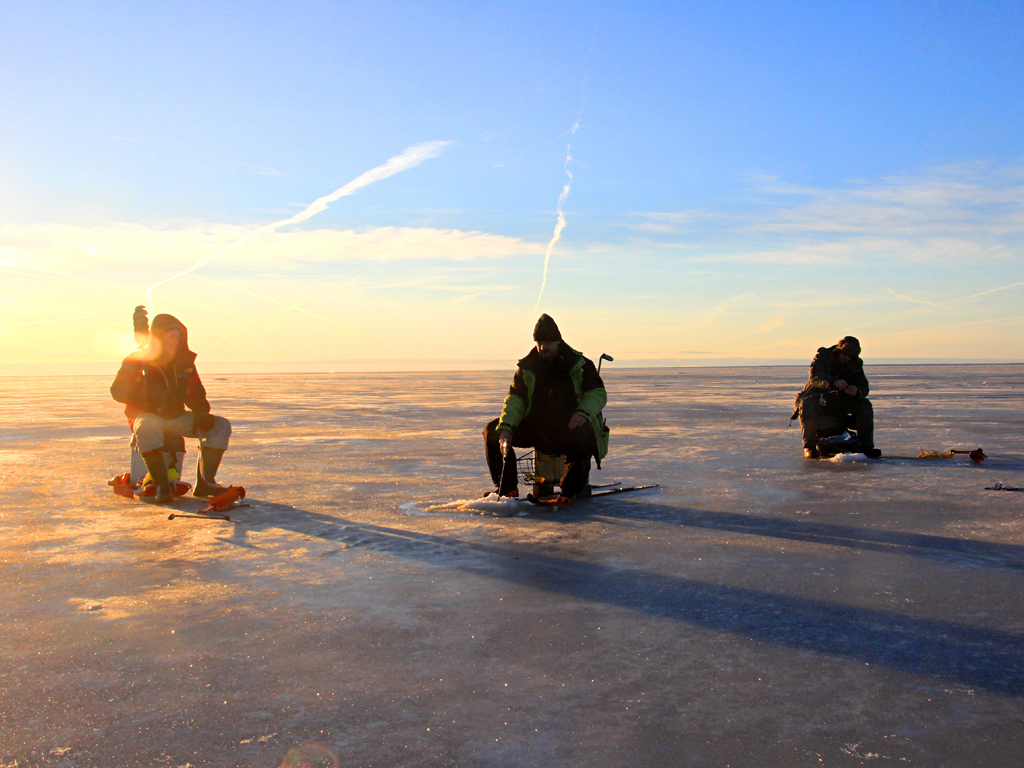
2 1 1023 374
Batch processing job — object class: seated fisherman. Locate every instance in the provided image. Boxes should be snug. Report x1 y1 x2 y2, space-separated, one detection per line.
793 335 881 459
484 314 609 501
111 308 233 503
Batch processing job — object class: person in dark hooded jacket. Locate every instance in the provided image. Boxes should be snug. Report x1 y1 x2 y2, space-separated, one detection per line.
792 335 880 459
111 310 232 503
484 314 609 502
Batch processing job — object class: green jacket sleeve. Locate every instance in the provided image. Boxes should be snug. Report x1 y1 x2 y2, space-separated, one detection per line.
498 368 530 431
576 386 607 418
577 356 609 462
575 357 606 417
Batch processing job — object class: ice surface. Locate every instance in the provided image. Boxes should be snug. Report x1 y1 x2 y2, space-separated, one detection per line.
827 451 869 463
2 365 1024 766
401 493 531 516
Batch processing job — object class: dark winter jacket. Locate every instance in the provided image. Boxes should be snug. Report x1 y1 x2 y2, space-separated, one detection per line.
498 344 610 461
791 345 870 418
110 314 211 424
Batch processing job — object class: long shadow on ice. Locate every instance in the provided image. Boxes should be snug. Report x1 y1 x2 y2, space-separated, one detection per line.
241 502 1024 696
571 501 1024 571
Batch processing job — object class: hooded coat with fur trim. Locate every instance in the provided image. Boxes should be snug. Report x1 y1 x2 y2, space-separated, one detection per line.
110 314 212 423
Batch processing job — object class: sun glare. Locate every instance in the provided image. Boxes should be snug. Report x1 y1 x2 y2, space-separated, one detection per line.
92 329 139 359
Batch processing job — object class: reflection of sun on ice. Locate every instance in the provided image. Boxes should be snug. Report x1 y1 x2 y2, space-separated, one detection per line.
92 329 138 358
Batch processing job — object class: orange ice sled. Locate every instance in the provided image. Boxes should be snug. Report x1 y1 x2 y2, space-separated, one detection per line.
107 472 191 499
199 485 247 514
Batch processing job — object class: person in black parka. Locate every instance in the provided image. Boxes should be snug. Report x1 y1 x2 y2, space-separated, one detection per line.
792 336 880 459
484 315 609 501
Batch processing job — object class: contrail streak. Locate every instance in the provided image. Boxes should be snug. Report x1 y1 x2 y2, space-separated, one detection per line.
885 287 933 306
145 140 451 307
534 123 578 313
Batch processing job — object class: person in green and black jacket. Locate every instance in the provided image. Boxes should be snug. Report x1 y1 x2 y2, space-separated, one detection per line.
792 335 880 459
484 314 609 501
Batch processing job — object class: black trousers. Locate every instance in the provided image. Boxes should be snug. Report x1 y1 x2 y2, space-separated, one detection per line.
798 392 874 449
484 416 597 496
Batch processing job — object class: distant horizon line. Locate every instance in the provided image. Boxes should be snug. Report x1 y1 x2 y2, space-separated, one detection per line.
3 357 1023 377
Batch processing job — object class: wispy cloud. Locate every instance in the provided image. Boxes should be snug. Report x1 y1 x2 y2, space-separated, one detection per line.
760 165 1024 237
885 287 934 306
627 160 1024 265
189 274 348 328
627 210 723 232
145 141 454 305
0 251 144 294
698 237 1018 266
0 222 542 275
428 284 519 305
696 292 757 327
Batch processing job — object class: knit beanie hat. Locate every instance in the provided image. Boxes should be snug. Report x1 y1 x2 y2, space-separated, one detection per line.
837 336 861 357
533 314 562 342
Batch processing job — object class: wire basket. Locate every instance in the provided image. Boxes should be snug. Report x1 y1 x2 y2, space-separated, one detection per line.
515 449 537 484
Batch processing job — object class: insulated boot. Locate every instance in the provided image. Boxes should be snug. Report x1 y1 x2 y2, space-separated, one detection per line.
863 447 882 459
559 458 591 499
140 449 173 503
555 483 591 503
804 446 820 459
194 448 229 498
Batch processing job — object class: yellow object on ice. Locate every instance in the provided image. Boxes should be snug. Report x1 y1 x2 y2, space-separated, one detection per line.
917 450 955 459
141 467 180 485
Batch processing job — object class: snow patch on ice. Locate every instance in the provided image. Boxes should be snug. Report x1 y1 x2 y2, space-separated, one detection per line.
827 452 869 463
400 493 530 517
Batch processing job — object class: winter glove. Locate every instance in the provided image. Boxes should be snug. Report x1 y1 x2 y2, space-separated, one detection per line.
133 305 149 345
133 306 149 333
193 413 216 435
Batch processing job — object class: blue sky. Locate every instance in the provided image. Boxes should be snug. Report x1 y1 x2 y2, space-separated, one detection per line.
2 1 1023 370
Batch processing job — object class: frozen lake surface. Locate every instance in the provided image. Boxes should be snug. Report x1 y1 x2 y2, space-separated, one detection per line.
2 365 1023 766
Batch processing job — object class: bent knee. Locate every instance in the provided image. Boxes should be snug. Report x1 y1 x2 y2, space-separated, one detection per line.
484 417 501 441
132 412 163 435
200 416 232 450
132 413 167 452
798 399 819 418
214 415 232 436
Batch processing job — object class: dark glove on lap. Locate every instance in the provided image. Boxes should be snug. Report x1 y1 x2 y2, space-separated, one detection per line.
193 413 216 434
